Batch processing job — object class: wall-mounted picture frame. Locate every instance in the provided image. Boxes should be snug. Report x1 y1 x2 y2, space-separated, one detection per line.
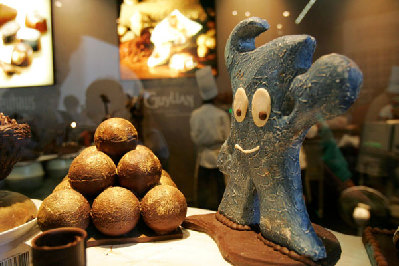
0 0 54 88
117 0 216 80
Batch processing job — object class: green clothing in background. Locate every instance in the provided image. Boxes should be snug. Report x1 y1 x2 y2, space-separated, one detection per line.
319 122 352 182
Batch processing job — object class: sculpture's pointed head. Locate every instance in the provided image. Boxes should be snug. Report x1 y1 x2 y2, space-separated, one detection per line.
225 17 316 153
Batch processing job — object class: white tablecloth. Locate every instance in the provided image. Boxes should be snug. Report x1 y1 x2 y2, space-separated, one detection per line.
86 208 370 266
0 207 370 266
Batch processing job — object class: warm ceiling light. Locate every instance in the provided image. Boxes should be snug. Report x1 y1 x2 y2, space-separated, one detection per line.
70 121 77 128
232 10 238 16
283 11 290 17
276 24 283 30
55 0 63 8
245 11 251 17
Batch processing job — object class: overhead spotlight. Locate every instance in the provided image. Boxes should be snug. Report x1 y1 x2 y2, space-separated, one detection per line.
295 0 317 24
245 11 251 17
70 121 77 129
283 11 290 17
276 24 283 30
232 10 238 16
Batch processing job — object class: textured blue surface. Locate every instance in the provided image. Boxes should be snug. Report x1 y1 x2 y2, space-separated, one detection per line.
218 17 363 261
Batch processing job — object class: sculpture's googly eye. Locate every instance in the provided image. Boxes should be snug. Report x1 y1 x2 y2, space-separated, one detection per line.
252 88 271 127
233 87 248 122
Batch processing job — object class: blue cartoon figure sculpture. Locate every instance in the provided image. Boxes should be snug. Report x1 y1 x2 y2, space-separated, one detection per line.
216 17 362 261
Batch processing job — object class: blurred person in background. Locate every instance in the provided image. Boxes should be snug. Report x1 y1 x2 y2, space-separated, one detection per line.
366 66 399 121
190 67 230 210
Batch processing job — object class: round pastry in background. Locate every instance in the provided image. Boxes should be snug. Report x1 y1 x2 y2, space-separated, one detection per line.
141 185 187 235
11 43 33 67
45 157 73 180
52 175 73 193
6 161 44 191
37 189 90 231
0 190 37 232
91 186 140 236
0 21 20 44
68 148 116 197
94 118 138 160
25 11 47 33
16 28 41 51
157 169 177 188
117 145 162 196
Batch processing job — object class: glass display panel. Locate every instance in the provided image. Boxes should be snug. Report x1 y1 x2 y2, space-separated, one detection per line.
0 0 54 88
117 0 217 80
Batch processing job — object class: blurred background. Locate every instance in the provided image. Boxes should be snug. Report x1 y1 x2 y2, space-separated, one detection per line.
1 0 399 236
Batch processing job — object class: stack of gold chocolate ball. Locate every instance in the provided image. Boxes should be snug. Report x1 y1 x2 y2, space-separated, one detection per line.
37 118 187 236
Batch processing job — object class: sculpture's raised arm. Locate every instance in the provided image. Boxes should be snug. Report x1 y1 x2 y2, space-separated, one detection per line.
286 54 363 133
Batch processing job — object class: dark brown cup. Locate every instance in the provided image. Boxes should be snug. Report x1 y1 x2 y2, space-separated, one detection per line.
31 227 87 266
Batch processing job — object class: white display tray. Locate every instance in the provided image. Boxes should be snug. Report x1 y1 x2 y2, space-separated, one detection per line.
0 199 42 247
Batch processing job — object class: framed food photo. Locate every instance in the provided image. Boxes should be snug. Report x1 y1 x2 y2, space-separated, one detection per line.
117 0 217 80
0 0 54 88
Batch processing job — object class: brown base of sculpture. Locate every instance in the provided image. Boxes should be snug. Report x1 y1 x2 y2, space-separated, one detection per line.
182 213 341 266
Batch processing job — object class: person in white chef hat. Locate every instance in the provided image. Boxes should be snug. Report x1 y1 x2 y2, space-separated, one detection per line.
190 66 230 210
366 66 399 121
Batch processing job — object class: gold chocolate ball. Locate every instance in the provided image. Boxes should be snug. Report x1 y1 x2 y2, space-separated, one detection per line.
68 148 116 197
91 186 140 236
94 118 138 160
37 189 90 231
141 185 187 235
117 145 162 196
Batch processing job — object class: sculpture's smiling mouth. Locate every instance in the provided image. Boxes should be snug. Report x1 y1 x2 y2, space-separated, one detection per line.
235 144 260 154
